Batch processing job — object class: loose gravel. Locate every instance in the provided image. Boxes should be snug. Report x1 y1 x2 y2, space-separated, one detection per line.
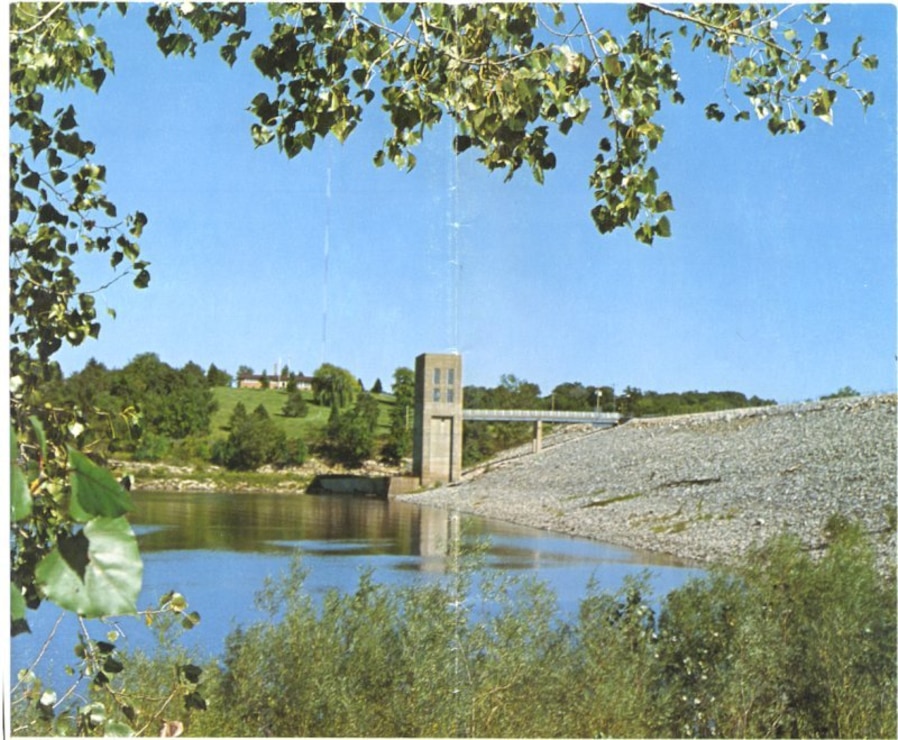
396 395 897 570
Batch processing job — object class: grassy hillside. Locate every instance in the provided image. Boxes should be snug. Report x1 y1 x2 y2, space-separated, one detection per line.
210 387 394 446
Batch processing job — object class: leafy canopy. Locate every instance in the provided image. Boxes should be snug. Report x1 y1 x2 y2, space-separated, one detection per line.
145 2 878 244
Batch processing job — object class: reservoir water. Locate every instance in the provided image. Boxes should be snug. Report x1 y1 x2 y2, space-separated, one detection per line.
12 490 703 692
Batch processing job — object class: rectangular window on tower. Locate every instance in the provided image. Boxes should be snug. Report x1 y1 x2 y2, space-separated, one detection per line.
433 368 441 385
447 368 455 386
433 388 441 402
447 388 455 404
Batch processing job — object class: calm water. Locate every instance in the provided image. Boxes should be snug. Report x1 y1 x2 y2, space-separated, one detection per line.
12 490 703 689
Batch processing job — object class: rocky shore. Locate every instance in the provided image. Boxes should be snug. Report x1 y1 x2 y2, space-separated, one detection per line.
396 394 897 570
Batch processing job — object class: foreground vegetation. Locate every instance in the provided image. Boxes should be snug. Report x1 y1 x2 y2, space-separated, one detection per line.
14 523 895 738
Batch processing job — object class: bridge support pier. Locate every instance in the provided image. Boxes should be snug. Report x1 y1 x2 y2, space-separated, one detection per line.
533 420 543 454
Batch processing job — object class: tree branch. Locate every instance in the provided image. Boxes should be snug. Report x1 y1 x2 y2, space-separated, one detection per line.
10 2 67 37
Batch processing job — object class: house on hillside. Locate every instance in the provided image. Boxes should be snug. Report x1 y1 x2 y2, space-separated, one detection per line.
237 373 314 391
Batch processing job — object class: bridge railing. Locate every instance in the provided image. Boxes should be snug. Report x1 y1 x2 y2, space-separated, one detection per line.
461 409 621 424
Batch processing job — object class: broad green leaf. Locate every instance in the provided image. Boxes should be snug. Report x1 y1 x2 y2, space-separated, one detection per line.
655 192 674 213
68 448 133 522
604 55 622 78
182 611 201 630
810 87 837 124
184 691 207 711
28 415 47 460
180 664 203 684
104 720 135 737
862 55 878 71
11 425 32 521
11 583 27 621
382 3 406 23
34 517 143 618
80 701 107 728
133 268 151 289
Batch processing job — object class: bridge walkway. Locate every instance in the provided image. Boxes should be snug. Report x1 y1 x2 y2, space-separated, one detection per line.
461 409 621 453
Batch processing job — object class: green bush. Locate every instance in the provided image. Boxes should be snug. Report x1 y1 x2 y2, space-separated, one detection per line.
169 434 212 464
190 529 895 737
133 431 172 461
212 403 306 470
281 390 309 418
59 527 893 738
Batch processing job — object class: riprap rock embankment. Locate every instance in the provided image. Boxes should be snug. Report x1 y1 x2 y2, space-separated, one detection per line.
397 395 897 569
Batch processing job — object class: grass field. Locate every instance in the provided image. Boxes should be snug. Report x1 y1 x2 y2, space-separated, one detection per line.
210 387 395 445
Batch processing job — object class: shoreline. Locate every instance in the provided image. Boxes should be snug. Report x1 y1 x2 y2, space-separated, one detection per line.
395 394 897 571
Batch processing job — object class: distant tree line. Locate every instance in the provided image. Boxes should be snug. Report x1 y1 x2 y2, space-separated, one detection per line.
38 355 401 471
41 355 778 471
462 377 776 466
39 353 218 460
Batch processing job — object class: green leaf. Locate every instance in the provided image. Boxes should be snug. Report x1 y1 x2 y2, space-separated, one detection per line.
34 517 143 618
655 192 674 213
167 592 188 612
80 701 107 727
103 655 125 674
11 583 27 622
180 664 203 684
29 415 47 460
655 215 672 238
184 691 207 711
11 427 32 521
603 55 622 78
182 610 201 630
704 103 726 122
104 720 135 737
382 3 406 23
129 210 148 238
810 87 837 124
133 269 151 289
58 105 77 131
862 55 878 71
68 448 134 522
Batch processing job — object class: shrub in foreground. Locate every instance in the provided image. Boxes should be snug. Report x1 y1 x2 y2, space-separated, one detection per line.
17 527 894 737
190 526 895 737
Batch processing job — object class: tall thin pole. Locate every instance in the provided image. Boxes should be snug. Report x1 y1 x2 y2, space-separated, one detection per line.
321 149 332 367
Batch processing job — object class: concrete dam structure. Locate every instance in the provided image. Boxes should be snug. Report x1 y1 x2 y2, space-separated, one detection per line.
412 352 620 486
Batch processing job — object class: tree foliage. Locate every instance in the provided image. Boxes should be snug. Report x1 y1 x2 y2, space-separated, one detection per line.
326 392 382 465
282 389 310 418
146 2 877 244
9 2 151 642
206 363 233 387
383 366 415 463
213 402 307 470
38 354 218 457
312 362 361 409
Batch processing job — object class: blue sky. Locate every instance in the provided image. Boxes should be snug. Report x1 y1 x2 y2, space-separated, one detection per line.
36 3 897 403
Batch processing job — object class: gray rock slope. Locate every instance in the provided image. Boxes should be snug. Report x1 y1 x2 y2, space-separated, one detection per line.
398 395 897 569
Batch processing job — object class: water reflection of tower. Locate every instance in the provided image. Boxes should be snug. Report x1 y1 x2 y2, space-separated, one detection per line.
416 506 459 573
